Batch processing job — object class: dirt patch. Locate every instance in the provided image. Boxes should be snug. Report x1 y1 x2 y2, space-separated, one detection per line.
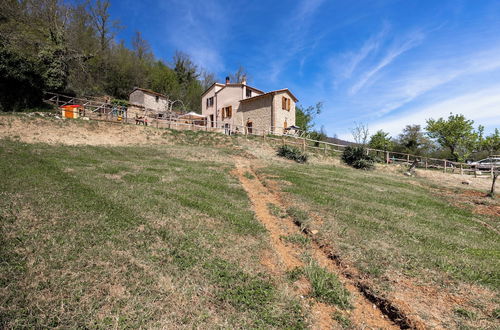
0 116 172 146
233 158 398 329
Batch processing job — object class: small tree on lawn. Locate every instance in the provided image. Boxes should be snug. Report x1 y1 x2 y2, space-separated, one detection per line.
426 114 479 162
369 130 393 151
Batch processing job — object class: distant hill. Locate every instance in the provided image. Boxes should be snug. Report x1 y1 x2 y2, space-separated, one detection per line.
325 136 354 146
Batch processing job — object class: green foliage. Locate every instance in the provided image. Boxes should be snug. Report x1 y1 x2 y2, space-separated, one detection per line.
369 130 393 151
277 145 308 163
426 114 480 162
295 102 323 132
0 46 45 111
0 1 210 112
480 128 500 154
341 146 375 169
395 125 433 155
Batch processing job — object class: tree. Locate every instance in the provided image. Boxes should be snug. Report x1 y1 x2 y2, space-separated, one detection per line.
295 102 323 132
426 114 479 162
481 129 500 154
131 31 152 62
173 51 198 86
396 125 433 155
88 0 116 52
369 130 393 151
229 66 248 83
351 122 369 145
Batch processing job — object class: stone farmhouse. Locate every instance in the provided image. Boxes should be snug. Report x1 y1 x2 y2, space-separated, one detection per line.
128 87 169 117
201 77 298 134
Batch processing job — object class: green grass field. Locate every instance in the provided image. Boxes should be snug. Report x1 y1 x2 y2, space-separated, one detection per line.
0 139 306 328
259 162 500 326
1 116 499 328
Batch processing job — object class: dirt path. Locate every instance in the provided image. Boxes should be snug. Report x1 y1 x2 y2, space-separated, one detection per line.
234 158 400 329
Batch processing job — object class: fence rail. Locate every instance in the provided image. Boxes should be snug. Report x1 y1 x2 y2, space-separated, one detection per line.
44 92 498 178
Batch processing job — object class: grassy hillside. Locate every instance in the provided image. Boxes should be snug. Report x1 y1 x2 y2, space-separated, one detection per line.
258 162 499 327
0 140 305 328
0 115 499 329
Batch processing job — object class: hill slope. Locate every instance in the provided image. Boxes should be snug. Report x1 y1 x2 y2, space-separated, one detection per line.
0 115 498 328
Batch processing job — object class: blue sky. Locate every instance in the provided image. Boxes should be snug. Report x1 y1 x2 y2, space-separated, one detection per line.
109 0 500 139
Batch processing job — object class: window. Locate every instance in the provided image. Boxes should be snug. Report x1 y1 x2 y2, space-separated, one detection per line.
282 96 291 110
246 88 252 98
155 95 159 102
221 106 232 119
206 96 214 108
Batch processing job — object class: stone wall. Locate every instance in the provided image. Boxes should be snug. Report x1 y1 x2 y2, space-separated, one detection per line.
240 95 273 133
272 91 296 134
129 90 168 113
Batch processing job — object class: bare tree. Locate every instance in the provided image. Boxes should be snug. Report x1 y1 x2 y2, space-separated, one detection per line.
88 0 117 52
229 65 248 83
351 122 369 145
488 169 498 197
131 31 152 61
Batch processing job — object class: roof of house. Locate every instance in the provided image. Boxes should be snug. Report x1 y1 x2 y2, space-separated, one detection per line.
201 82 265 98
130 87 168 99
239 89 299 103
200 83 225 98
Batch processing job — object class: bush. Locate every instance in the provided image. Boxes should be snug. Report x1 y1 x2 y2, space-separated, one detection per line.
277 145 308 163
341 146 375 170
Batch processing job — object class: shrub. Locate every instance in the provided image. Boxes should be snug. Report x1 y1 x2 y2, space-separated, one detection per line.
341 145 375 170
277 145 308 163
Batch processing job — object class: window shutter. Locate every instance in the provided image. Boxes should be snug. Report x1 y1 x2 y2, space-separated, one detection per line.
229 106 232 117
282 97 286 109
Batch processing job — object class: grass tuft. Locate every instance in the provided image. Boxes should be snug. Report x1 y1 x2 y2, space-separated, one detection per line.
304 263 351 309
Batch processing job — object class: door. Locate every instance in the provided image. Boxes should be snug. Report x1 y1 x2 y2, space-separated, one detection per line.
246 121 253 134
224 123 230 135
210 114 214 127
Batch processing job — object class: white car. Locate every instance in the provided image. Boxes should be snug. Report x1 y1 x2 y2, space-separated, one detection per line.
470 157 500 170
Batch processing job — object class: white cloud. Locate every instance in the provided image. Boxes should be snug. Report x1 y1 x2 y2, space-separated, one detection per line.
370 86 500 136
338 23 390 79
349 31 425 95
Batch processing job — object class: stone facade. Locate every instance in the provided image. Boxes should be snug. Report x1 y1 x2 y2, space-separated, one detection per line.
201 81 297 134
129 88 169 113
272 91 296 134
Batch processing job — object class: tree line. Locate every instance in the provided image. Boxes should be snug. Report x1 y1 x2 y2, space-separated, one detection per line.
366 114 499 162
0 0 217 112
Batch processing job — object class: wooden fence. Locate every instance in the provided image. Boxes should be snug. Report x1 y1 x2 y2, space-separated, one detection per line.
44 92 498 178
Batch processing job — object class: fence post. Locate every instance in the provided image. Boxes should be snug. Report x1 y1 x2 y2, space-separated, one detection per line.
443 160 447 173
425 158 428 169
302 139 306 152
460 164 463 175
386 151 389 164
324 143 327 155
407 154 410 163
491 166 494 178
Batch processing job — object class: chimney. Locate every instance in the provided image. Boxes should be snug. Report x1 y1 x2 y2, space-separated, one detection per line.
225 76 230 85
241 75 247 85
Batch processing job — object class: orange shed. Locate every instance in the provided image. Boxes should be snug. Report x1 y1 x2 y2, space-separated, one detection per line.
60 105 82 119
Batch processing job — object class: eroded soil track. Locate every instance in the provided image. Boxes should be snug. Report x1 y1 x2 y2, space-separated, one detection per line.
234 159 403 329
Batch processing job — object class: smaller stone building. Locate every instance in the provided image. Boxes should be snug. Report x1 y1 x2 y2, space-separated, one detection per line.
201 77 298 134
128 88 169 117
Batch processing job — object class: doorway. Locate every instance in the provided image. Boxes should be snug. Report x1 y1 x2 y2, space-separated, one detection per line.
246 121 253 134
